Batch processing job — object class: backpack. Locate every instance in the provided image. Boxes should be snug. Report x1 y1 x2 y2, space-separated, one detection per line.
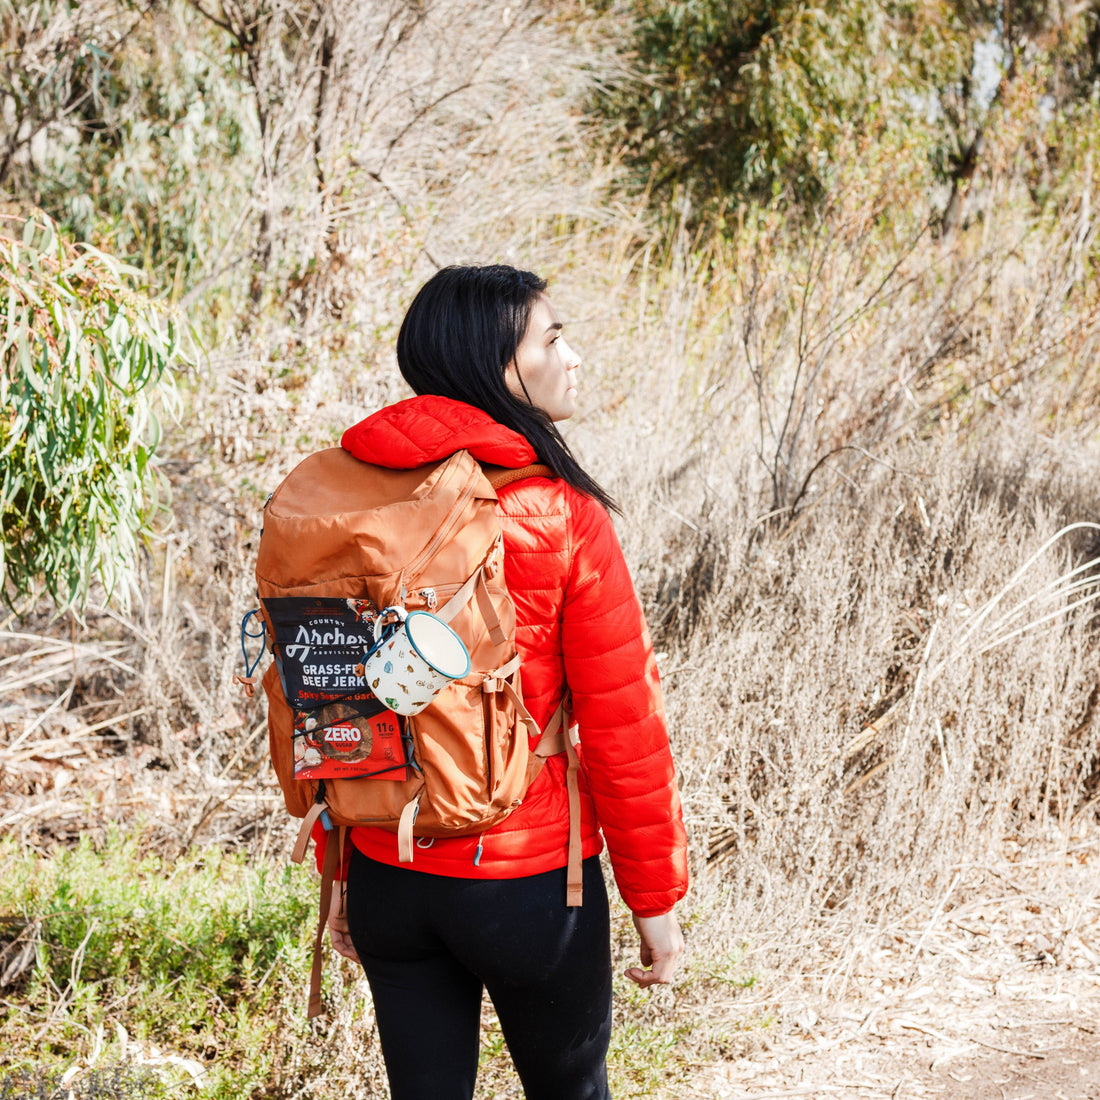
248 446 582 1016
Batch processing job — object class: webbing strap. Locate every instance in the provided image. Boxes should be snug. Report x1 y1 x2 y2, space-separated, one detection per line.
531 696 582 906
291 802 326 865
537 727 565 756
500 678 540 738
535 699 566 753
487 653 522 684
437 565 506 646
562 734 583 907
397 796 420 863
308 824 346 1018
482 655 539 737
475 572 507 646
437 566 481 625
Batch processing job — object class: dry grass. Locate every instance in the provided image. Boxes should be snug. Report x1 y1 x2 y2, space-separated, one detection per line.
3 2 1100 1097
686 833 1100 1098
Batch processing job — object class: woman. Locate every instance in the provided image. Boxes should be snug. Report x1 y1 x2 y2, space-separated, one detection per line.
317 264 688 1100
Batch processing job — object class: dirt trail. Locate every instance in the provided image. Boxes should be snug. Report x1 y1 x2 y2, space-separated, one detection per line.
692 839 1100 1100
930 1030 1100 1099
703 1024 1100 1099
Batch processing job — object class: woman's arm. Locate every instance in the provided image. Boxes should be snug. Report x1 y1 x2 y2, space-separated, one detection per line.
327 882 360 962
560 488 690 922
627 912 685 987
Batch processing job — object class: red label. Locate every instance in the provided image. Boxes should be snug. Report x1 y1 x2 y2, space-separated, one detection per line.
294 709 406 780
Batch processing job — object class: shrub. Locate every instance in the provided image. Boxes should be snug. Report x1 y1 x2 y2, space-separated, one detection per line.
0 213 188 613
0 832 322 1098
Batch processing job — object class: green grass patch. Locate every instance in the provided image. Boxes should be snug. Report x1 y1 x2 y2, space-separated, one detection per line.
2 833 744 1098
0 830 325 1099
607 1013 695 1097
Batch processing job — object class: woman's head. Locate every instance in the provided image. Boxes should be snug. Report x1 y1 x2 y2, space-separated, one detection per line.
396 264 578 422
396 264 616 511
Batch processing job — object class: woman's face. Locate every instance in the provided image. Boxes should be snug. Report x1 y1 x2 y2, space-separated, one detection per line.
505 294 581 422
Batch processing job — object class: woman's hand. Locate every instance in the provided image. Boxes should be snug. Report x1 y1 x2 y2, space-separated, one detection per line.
327 884 360 963
625 911 684 988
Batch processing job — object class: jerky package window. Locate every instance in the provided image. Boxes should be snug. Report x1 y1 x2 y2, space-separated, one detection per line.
262 596 409 781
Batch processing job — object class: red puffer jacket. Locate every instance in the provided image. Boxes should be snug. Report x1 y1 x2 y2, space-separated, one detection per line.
313 395 688 917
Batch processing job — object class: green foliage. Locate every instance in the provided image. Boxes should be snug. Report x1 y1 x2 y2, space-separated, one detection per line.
607 1012 695 1096
0 1 257 305
0 214 187 613
0 832 317 1098
599 0 926 203
597 0 1100 213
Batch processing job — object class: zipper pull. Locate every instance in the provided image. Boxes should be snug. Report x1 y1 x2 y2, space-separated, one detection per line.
473 839 484 867
419 587 438 611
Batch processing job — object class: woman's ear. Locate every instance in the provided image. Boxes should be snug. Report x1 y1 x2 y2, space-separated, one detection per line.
505 361 531 404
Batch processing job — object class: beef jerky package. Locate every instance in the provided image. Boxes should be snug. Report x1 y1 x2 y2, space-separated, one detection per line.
262 596 410 781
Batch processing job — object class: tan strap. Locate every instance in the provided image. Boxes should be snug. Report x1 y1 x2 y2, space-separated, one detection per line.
308 823 345 1018
481 655 539 737
501 677 540 738
484 653 521 687
437 564 505 646
397 796 421 863
484 463 555 490
291 802 327 865
475 570 506 646
537 727 565 756
437 565 482 625
535 698 567 754
562 732 583 907
531 695 582 906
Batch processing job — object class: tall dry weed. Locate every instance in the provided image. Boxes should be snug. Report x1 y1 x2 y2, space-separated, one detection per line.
3 4 1100 1088
2 0 628 861
541 156 1100 990
599 418 1100 967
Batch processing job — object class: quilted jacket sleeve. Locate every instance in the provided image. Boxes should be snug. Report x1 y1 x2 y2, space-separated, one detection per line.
561 489 689 917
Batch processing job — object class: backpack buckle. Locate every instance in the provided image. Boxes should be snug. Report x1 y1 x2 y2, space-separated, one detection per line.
485 540 503 579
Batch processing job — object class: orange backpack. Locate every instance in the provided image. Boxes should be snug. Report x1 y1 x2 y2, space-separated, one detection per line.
249 447 582 1015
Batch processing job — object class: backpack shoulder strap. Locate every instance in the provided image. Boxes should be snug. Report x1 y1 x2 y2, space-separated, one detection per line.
534 695 583 907
480 459 581 905
482 463 555 491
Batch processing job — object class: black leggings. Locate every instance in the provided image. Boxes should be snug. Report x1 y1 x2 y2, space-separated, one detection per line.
345 847 613 1100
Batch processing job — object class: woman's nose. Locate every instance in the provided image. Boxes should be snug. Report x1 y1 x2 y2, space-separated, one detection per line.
563 338 581 370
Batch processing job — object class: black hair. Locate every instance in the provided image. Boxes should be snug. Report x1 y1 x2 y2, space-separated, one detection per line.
396 264 619 514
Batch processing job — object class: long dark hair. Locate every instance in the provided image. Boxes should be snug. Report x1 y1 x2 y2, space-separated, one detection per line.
396 264 619 513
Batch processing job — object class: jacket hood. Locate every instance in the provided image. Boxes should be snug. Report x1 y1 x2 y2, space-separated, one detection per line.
341 395 538 470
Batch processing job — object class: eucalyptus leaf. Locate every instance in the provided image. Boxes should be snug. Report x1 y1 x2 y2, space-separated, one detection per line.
0 213 188 613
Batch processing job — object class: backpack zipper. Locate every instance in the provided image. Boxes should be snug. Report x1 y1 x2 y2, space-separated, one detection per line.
404 461 480 581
